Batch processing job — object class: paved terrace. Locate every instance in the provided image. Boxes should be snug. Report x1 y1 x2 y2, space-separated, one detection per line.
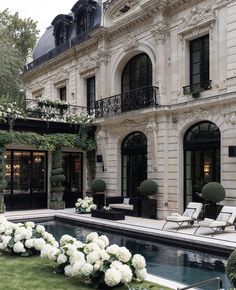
3 208 236 289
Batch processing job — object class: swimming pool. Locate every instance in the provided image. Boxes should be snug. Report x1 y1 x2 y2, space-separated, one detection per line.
42 219 230 290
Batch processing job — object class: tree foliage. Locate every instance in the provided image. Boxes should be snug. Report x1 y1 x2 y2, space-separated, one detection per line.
0 9 39 60
0 9 39 99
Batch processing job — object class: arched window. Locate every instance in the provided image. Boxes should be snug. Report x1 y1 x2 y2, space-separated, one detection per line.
122 132 147 197
121 53 152 93
184 121 220 206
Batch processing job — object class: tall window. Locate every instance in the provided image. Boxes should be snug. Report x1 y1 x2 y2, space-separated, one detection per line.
87 76 95 114
121 53 152 93
59 87 67 101
190 35 210 90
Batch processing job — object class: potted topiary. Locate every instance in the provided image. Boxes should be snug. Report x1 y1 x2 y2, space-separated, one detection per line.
50 150 66 209
140 179 158 219
227 249 236 288
201 182 225 219
91 179 106 209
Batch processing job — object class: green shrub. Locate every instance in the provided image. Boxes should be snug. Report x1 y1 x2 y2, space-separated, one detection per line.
140 180 157 197
201 182 225 204
50 149 65 194
91 179 106 193
227 250 236 288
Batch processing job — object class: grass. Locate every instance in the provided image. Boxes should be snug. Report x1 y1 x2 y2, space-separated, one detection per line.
0 255 171 290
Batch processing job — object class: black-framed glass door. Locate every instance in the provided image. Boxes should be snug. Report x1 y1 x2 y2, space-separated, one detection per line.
184 122 220 207
62 152 83 208
4 150 47 211
122 132 147 197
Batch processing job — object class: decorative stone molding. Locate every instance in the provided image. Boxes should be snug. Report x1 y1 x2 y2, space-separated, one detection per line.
77 56 100 74
122 35 138 52
151 20 169 44
120 119 139 131
178 6 216 35
184 108 209 121
224 111 236 125
52 71 69 83
107 0 139 21
97 129 108 171
97 47 110 64
145 120 158 171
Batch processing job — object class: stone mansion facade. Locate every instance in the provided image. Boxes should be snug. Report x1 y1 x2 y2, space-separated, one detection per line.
23 0 236 218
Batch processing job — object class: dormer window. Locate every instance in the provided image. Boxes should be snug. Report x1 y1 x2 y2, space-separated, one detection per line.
52 15 73 46
71 0 97 35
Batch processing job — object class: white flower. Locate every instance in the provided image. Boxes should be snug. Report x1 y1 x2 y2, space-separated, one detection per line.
99 249 110 261
80 263 93 277
135 268 147 281
87 251 101 264
36 225 45 234
13 241 25 253
25 239 35 249
104 268 122 287
84 242 100 254
119 265 133 283
60 234 76 246
57 254 68 264
116 247 132 263
94 260 103 271
25 222 35 228
93 238 106 249
72 260 85 275
110 260 123 270
99 235 109 247
34 238 46 251
86 232 99 243
64 265 74 277
132 254 146 270
106 244 119 255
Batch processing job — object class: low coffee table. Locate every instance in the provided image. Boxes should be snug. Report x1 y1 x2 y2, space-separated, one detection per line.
91 209 125 220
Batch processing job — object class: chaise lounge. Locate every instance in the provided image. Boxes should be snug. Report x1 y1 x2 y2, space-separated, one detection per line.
162 202 203 230
194 206 236 236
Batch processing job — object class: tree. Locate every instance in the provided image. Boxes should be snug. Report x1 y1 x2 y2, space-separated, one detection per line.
0 9 39 61
0 9 39 100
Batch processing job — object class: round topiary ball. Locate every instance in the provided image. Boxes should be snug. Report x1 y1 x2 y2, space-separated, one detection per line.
227 250 236 288
201 182 225 204
91 179 106 193
140 179 157 197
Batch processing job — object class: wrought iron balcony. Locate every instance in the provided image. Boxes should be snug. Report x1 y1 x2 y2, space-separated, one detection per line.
95 86 159 118
183 80 212 98
23 25 99 73
25 99 87 121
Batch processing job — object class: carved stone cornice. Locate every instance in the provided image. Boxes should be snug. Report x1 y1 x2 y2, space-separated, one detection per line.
123 34 138 52
151 20 169 44
224 111 236 125
97 47 110 64
178 6 216 35
52 71 69 83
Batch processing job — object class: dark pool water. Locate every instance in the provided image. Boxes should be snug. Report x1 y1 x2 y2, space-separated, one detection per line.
42 220 231 290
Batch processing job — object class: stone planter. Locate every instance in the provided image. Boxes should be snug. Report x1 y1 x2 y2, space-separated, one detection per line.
49 200 65 210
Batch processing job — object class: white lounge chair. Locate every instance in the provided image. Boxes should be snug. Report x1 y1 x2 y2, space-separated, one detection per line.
194 206 236 236
162 202 203 230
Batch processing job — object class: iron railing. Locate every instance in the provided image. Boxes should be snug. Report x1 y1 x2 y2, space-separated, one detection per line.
23 25 100 73
95 86 159 118
25 98 87 120
177 277 223 290
183 80 212 98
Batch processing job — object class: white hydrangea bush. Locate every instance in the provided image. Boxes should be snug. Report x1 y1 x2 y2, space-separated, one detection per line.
75 196 97 214
42 230 147 289
0 216 58 257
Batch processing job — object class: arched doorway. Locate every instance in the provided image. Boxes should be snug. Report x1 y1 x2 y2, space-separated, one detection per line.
122 132 147 197
184 121 220 206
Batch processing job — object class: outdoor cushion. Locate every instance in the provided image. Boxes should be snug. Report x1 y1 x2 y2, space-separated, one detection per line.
109 204 134 211
165 215 192 222
198 219 227 228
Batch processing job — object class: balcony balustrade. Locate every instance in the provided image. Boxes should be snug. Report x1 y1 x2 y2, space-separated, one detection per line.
95 86 159 118
183 80 212 98
25 99 87 121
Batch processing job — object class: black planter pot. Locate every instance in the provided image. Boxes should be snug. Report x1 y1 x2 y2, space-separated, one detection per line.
93 193 105 209
203 204 223 219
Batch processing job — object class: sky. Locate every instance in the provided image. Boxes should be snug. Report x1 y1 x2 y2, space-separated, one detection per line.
0 0 81 36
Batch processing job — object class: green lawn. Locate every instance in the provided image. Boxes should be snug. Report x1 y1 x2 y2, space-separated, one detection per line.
0 255 171 290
